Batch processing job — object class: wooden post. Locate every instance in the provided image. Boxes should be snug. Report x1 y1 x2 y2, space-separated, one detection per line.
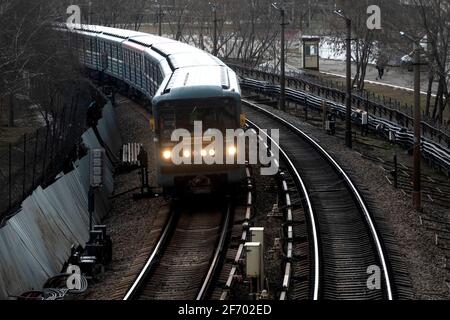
8 93 14 128
322 100 327 129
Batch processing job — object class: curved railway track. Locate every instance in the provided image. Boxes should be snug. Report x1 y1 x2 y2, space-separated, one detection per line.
243 99 394 300
123 199 232 300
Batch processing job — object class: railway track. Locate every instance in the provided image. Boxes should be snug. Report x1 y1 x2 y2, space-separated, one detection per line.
123 198 232 300
243 99 394 300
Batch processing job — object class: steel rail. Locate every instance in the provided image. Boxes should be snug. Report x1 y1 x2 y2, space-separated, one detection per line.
245 119 320 300
123 210 176 300
244 99 394 300
196 203 232 300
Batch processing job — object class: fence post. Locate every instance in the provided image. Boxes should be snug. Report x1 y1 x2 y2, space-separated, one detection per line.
49 120 56 177
41 125 49 185
8 143 12 210
32 130 39 188
393 154 398 189
23 134 26 200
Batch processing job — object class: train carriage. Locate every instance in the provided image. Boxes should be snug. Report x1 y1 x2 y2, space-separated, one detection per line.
61 24 245 194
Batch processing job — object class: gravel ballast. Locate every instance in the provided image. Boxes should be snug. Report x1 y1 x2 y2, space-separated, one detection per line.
80 95 169 300
81 91 449 300
243 99 450 300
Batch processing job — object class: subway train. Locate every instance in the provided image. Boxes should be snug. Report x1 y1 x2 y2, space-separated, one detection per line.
60 25 245 193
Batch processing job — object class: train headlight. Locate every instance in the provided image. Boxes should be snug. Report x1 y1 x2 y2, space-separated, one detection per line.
227 146 237 156
183 150 191 158
208 149 216 157
162 150 172 160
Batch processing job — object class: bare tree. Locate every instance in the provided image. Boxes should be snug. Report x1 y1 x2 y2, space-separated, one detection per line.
325 0 387 91
0 0 82 128
384 0 450 123
413 0 449 123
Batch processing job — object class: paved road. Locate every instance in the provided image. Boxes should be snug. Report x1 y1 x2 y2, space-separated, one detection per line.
287 56 438 96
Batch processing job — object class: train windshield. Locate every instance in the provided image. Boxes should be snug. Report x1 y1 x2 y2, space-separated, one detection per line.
158 98 237 140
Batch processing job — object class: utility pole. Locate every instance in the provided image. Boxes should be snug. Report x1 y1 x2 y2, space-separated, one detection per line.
158 3 162 36
273 3 286 112
308 0 311 28
345 17 352 149
280 8 286 112
155 0 162 36
211 4 218 56
412 43 422 210
88 1 92 25
400 31 422 211
334 9 353 148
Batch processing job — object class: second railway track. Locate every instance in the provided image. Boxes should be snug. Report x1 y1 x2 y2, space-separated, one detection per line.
124 198 232 300
243 99 394 300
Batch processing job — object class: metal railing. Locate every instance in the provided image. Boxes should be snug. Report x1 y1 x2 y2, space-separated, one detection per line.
0 93 90 222
239 77 450 174
228 62 450 148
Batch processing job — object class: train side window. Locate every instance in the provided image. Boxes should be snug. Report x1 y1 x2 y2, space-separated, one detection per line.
150 61 153 93
123 49 127 77
140 57 143 87
147 61 150 92
150 61 154 82
137 54 140 85
148 62 152 95
143 58 146 89
152 62 157 94
81 37 85 60
98 41 102 67
125 49 129 78
109 43 113 64
89 37 94 64
133 51 136 82
157 68 163 86
78 36 83 53
131 51 135 82
126 50 130 79
136 53 143 88
129 51 133 80
139 55 143 88
128 50 131 79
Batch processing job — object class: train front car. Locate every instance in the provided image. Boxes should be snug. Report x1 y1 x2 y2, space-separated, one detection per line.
152 65 245 194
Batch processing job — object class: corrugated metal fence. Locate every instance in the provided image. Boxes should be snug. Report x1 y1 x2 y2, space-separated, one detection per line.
0 101 121 299
0 94 88 221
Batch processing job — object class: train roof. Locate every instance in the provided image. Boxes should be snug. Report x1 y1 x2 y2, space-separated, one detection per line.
68 25 225 70
89 25 143 39
165 66 230 91
169 52 222 69
125 34 173 47
63 24 240 102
